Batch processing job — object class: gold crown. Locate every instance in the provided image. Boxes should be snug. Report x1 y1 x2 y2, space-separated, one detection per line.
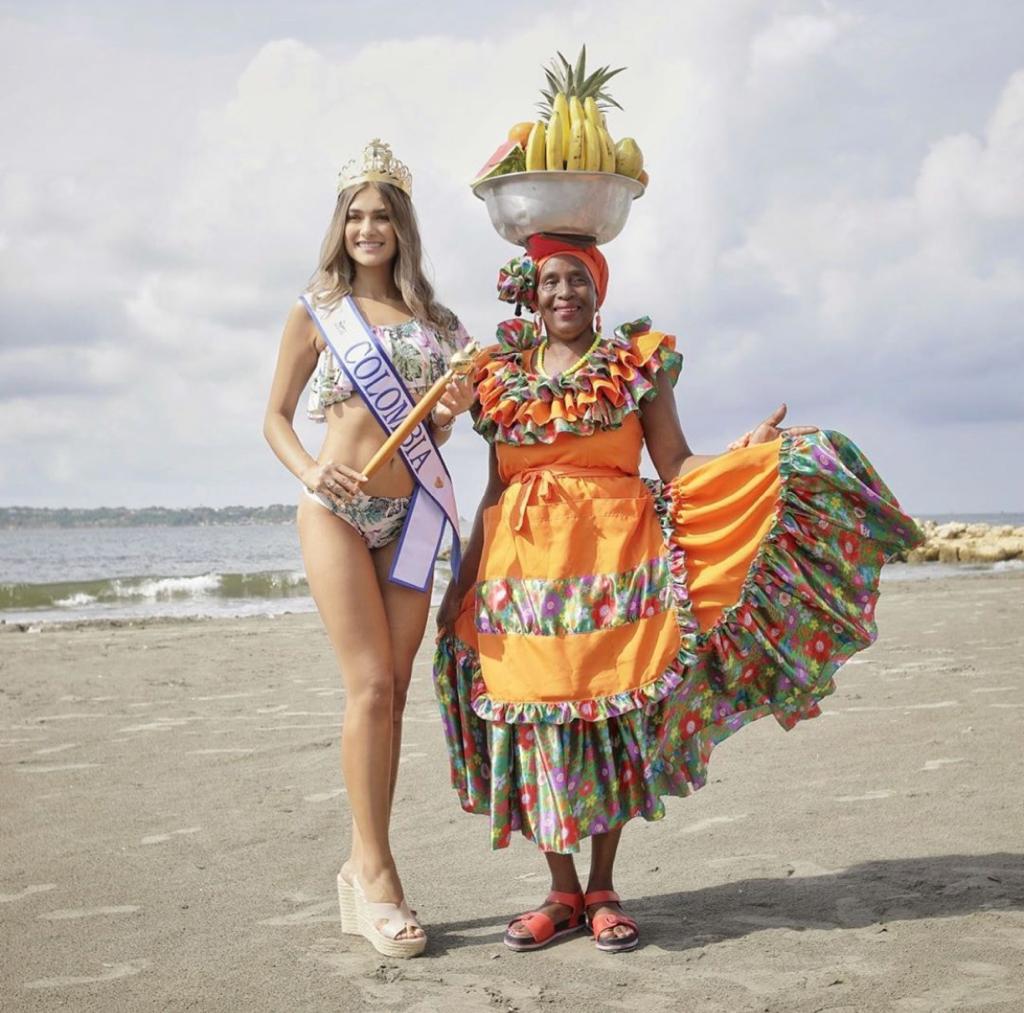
337 138 413 197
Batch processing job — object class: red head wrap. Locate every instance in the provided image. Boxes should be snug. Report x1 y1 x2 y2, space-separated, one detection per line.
526 234 610 307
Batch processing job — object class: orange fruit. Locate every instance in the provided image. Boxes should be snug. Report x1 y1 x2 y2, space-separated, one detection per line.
638 169 650 187
507 122 534 148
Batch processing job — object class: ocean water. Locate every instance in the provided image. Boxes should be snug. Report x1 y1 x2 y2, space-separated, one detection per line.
1 514 1021 626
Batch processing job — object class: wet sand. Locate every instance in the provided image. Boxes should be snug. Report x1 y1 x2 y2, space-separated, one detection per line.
2 571 1023 1012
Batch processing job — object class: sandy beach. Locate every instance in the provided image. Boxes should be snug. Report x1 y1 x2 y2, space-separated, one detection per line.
2 571 1023 1012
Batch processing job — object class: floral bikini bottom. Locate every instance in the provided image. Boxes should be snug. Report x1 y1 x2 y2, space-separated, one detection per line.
304 488 410 550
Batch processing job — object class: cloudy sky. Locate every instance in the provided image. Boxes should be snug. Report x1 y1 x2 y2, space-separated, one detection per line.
1 0 1021 514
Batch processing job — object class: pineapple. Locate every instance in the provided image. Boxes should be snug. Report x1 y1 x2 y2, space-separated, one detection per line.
536 45 625 120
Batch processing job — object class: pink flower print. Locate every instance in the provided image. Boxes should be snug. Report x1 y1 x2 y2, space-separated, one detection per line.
679 711 703 738
543 591 562 617
776 532 797 554
578 699 598 721
562 817 579 847
806 629 833 661
488 582 511 610
812 445 836 471
840 533 860 562
591 593 616 628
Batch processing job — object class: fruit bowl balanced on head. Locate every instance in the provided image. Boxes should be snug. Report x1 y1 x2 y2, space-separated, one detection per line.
472 46 647 246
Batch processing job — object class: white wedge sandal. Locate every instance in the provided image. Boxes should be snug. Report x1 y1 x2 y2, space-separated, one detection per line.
352 876 427 958
336 871 358 935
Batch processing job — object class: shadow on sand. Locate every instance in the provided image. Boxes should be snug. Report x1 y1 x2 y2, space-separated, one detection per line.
426 851 1024 954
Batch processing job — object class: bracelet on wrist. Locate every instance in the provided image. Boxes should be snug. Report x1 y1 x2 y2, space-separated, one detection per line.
431 406 455 432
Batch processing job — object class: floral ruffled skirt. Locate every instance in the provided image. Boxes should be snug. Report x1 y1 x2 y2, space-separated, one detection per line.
434 431 922 853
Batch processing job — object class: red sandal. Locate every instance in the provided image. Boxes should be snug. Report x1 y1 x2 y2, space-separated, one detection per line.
584 890 640 953
503 890 585 952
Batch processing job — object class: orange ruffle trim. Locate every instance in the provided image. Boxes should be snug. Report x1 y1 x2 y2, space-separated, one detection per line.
472 318 682 445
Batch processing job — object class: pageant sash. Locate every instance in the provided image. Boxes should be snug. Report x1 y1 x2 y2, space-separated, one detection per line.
300 293 461 591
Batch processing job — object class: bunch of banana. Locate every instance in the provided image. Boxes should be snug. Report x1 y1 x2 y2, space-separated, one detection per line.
518 47 646 183
525 94 617 172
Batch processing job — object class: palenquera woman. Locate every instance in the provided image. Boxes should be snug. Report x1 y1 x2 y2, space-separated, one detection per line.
264 140 474 957
435 233 921 952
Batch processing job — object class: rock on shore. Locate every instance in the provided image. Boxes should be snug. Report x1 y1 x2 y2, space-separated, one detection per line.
907 520 1024 564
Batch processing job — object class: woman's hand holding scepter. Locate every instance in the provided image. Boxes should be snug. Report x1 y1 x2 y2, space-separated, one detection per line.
362 341 482 478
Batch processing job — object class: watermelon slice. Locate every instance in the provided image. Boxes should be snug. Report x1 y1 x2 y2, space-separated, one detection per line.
472 141 526 186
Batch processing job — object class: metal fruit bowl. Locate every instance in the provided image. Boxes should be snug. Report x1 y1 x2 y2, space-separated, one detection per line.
472 171 645 247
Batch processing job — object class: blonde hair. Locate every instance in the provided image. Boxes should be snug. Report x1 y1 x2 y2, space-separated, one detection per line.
308 183 455 332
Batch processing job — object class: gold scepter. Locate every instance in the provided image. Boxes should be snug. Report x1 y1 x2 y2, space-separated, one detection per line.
362 341 483 479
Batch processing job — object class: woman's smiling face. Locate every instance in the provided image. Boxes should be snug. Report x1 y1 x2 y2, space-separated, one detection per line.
343 185 398 267
537 255 597 342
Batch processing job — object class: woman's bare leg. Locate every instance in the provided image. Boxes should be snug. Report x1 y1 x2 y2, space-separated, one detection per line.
505 852 582 941
346 537 432 883
586 828 634 942
373 537 432 805
298 498 417 934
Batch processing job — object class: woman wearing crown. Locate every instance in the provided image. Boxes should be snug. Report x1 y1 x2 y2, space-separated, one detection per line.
264 140 474 957
434 231 922 953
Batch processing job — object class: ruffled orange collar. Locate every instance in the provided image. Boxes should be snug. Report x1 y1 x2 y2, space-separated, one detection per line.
472 318 681 445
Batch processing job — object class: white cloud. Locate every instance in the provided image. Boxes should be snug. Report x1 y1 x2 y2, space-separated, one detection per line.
749 8 856 77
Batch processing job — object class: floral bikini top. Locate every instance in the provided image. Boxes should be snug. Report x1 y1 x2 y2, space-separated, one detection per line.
307 314 471 421
472 317 682 445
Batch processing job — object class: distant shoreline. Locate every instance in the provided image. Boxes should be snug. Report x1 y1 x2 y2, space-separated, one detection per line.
0 505 297 528
2 505 1022 529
